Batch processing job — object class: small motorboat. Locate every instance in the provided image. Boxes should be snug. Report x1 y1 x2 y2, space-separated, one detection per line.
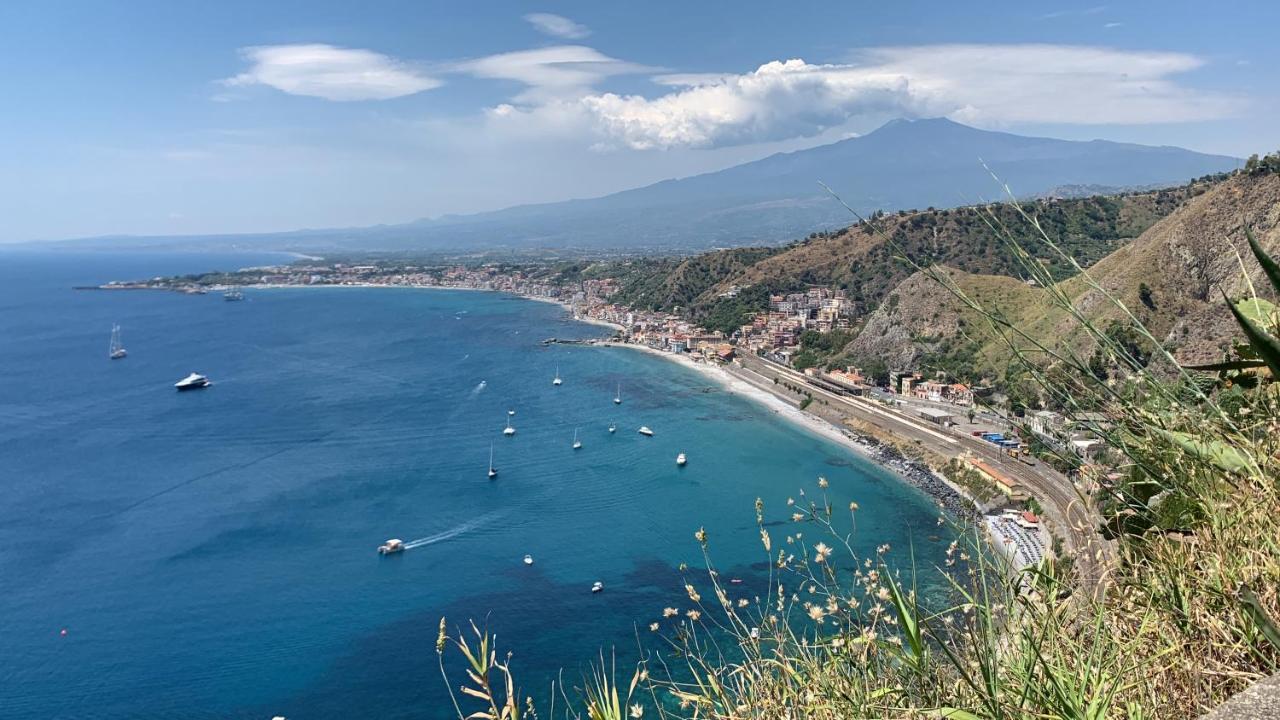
175 372 211 391
676 453 687 466
523 554 534 565
638 426 653 437
223 290 244 301
508 409 516 416
591 581 604 594
378 539 405 555
608 423 616 434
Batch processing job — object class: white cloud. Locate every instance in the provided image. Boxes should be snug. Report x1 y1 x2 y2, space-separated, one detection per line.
457 45 653 102
525 44 1239 150
223 44 441 101
523 13 591 40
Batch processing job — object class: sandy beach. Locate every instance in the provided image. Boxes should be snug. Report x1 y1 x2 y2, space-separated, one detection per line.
598 340 877 460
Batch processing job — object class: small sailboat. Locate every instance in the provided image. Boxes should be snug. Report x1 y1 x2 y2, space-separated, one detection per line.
638 426 654 436
572 428 582 450
608 422 616 434
523 554 534 566
504 416 516 436
553 366 562 386
676 453 687 466
108 324 127 360
614 383 621 405
488 443 497 479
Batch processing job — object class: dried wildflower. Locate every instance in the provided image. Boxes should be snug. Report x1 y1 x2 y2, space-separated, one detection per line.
849 501 859 511
791 512 805 522
630 703 645 718
737 598 749 608
685 585 701 602
817 476 829 489
649 622 659 632
686 609 702 621
807 605 826 623
813 542 833 562
694 526 707 545
877 586 891 602
760 528 772 552
435 617 447 654
663 607 679 617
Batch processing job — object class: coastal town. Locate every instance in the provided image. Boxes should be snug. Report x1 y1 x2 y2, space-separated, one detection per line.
96 258 1118 582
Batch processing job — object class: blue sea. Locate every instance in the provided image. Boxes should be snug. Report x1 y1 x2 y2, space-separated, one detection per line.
0 250 951 719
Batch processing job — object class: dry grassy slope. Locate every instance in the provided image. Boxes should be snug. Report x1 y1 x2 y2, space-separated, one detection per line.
702 184 1207 315
844 172 1280 372
1059 171 1280 364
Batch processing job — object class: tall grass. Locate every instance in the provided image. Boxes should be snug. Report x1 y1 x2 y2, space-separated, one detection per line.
438 181 1280 718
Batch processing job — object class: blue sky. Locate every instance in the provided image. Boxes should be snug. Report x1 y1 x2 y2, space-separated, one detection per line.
1 0 1276 242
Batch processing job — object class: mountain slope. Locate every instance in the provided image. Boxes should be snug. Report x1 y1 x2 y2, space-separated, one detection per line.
618 180 1218 328
50 119 1240 253
842 171 1280 377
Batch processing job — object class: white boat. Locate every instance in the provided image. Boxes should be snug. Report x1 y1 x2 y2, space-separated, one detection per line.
608 422 616 434
676 453 687 466
553 366 562 386
175 372 211 391
508 409 516 416
591 581 603 593
503 416 516 436
488 443 497 479
614 383 621 404
223 289 244 301
378 538 404 555
572 427 582 450
523 554 533 565
108 324 127 360
638 426 653 436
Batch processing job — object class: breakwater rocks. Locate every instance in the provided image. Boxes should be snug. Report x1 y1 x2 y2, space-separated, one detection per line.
842 430 978 522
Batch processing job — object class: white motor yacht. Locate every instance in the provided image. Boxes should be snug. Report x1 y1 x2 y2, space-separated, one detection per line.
175 372 211 391
378 539 404 555
676 453 687 466
638 426 653 436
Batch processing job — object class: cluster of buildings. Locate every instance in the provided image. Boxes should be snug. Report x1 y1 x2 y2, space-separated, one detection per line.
895 372 974 406
736 288 852 353
1027 410 1109 463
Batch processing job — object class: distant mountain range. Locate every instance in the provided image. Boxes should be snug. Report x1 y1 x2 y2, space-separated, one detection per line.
49 118 1240 253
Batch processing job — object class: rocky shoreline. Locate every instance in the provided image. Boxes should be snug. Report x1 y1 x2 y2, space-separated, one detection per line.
837 428 979 522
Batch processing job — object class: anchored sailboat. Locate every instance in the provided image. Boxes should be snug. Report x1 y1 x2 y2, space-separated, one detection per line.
613 382 621 404
553 366 562 386
108 324 127 360
504 415 516 436
572 427 582 450
488 443 497 479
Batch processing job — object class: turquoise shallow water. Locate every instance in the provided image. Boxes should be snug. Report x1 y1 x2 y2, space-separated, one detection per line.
0 250 951 719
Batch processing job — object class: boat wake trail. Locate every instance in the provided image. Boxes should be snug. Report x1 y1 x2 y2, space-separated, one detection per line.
402 510 504 550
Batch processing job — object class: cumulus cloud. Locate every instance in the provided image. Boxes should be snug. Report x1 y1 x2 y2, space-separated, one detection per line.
533 44 1238 149
523 12 591 39
223 44 441 101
